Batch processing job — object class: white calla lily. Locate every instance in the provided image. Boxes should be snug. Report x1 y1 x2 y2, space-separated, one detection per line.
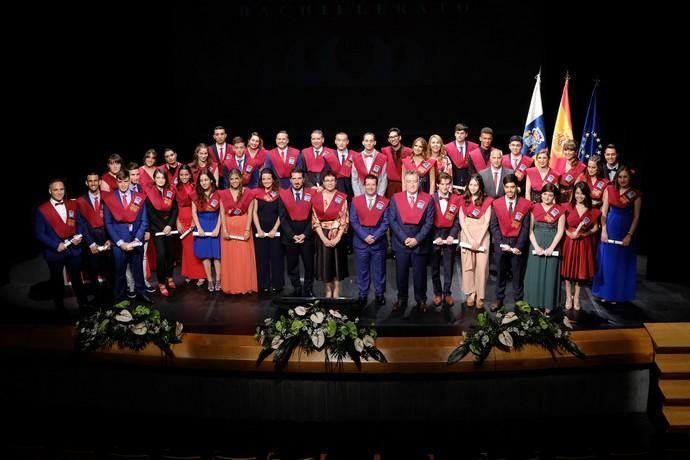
115 309 133 323
563 317 573 329
130 322 148 335
271 336 284 349
311 331 325 348
294 306 307 316
354 338 364 352
363 335 375 348
498 331 514 347
329 309 342 319
310 311 324 324
501 312 519 325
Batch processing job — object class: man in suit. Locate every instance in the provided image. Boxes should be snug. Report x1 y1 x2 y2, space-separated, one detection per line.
209 125 229 166
489 174 531 311
127 161 155 295
351 132 388 197
430 173 462 310
603 144 620 181
381 127 412 198
350 174 389 307
388 170 435 317
502 135 533 197
301 129 334 188
35 178 89 313
444 122 479 191
480 149 514 199
265 131 304 189
103 170 151 303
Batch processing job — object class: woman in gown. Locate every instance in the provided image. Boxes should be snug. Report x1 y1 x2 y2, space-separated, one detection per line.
592 166 641 303
576 155 609 209
561 182 601 310
219 168 257 294
144 169 178 297
458 173 493 309
524 183 565 313
253 168 285 294
553 140 586 205
525 148 560 204
192 170 222 292
175 165 206 286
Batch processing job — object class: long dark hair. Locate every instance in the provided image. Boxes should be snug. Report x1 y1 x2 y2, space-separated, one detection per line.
463 173 487 206
227 168 244 202
613 165 634 190
570 182 593 209
195 170 217 203
259 168 279 192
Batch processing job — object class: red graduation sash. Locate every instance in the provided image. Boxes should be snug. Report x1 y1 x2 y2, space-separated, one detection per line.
77 195 104 229
393 191 431 225
525 167 559 191
254 188 280 203
175 183 194 207
533 203 565 224
100 172 118 191
267 147 300 179
461 196 494 220
502 155 533 181
145 184 175 212
102 191 146 223
353 194 388 227
279 188 314 221
556 159 586 186
220 189 254 216
39 200 78 239
352 151 387 183
493 197 531 236
323 150 354 179
565 205 601 230
247 148 267 166
301 147 333 173
382 145 412 182
433 193 462 228
608 186 641 208
223 156 258 185
403 157 435 178
312 191 348 221
444 142 469 170
589 177 609 200
468 148 493 172
193 191 221 212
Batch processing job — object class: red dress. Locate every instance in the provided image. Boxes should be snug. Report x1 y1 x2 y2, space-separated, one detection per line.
560 205 601 281
176 183 206 279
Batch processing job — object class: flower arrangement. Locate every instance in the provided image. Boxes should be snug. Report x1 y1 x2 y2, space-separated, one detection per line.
76 300 184 357
255 301 387 370
448 301 586 365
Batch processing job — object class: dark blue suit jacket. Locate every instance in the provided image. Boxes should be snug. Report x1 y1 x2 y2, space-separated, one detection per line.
77 194 108 247
264 151 304 189
387 197 435 254
349 201 389 251
104 193 148 245
35 205 83 262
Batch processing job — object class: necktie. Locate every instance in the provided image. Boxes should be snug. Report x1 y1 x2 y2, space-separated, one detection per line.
460 145 464 157
281 150 286 163
368 198 373 210
439 196 448 201
122 193 129 207
341 153 346 165
409 195 415 208
513 158 519 170
509 201 514 219
54 201 64 206
94 196 99 211
238 158 244 171
493 171 499 192
315 150 320 158
219 146 224 160
295 192 301 203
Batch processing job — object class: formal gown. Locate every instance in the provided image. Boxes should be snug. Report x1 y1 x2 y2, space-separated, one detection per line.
313 192 350 282
220 190 257 294
459 198 493 302
561 205 601 282
524 205 564 310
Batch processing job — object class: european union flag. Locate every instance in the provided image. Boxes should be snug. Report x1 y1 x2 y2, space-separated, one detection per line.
578 81 602 162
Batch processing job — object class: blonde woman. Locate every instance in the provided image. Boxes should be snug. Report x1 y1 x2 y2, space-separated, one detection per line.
401 137 436 195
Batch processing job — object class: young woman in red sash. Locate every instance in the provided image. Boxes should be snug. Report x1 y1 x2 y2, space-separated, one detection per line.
144 169 178 297
525 148 560 204
459 174 493 309
312 171 349 298
429 134 452 180
246 132 268 166
576 155 609 209
561 182 601 310
100 153 123 192
138 149 158 190
219 168 258 294
402 137 436 195
192 170 222 292
523 183 566 313
175 165 206 286
189 143 219 186
554 140 586 204
253 168 285 294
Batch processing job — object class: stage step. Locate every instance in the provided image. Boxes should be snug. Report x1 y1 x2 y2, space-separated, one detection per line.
662 406 690 432
655 354 690 378
645 323 690 353
660 380 690 405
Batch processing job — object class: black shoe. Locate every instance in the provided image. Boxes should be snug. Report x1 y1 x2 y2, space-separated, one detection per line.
260 288 270 293
357 297 368 307
375 295 386 306
137 294 153 303
303 290 315 297
393 299 407 312
347 246 353 255
271 287 283 294
127 290 136 299
145 285 157 294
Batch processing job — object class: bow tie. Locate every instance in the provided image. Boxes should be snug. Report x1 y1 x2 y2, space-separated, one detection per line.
609 167 617 172
439 196 449 201
364 153 374 158
54 201 64 206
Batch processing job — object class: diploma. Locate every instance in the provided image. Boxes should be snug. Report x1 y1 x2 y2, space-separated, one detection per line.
433 239 459 246
179 228 193 239
129 240 143 248
606 239 624 245
228 234 246 241
155 230 179 237
255 232 281 238
63 234 83 248
499 243 511 251
532 250 560 256
459 241 486 252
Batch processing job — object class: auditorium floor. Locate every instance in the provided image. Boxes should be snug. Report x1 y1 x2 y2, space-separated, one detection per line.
2 254 688 336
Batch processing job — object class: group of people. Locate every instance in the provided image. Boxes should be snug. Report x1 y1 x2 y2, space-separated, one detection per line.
35 124 641 316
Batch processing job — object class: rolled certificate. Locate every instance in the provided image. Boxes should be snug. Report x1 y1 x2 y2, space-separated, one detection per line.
192 231 209 237
63 234 83 248
155 230 179 237
255 232 281 238
179 228 193 239
532 250 560 256
459 241 486 252
129 240 143 247
434 239 460 245
97 245 109 252
228 234 246 240
451 185 466 191
499 243 511 251
606 239 624 245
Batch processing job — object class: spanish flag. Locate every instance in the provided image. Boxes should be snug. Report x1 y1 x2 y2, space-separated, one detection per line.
550 77 573 168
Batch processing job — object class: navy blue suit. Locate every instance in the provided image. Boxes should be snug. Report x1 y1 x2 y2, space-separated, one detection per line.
489 205 531 302
34 203 87 308
387 195 435 304
264 152 304 189
104 193 149 302
349 198 389 298
77 194 114 305
431 194 461 297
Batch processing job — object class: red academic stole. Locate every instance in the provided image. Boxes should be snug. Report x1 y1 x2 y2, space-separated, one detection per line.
382 145 412 182
468 148 494 172
279 188 314 221
220 189 253 216
160 163 181 186
247 148 267 166
222 156 257 186
587 177 609 201
403 157 435 178
103 191 146 223
267 147 300 179
176 183 194 207
352 151 387 183
608 186 641 208
301 147 333 173
555 159 586 187
138 167 155 189
445 142 469 170
323 150 354 179
493 198 531 237
525 167 559 191
100 172 118 191
254 188 280 203
433 193 462 228
145 184 176 212
193 191 221 212
393 191 432 225
39 200 78 239
353 195 388 227
461 196 494 220
502 155 534 181
532 203 565 224
312 191 347 221
565 205 601 231
77 195 104 229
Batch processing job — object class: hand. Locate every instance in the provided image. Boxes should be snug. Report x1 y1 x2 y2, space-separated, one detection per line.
163 225 172 236
534 246 544 256
224 232 231 240
365 235 375 245
433 237 443 245
445 236 455 245
512 248 522 256
57 242 66 252
121 243 132 252
268 230 277 238
72 235 83 245
104 240 112 249
601 229 608 243
257 230 266 238
244 229 251 240
622 234 632 247
90 245 100 254
198 229 206 237
471 241 479 251
405 237 418 248
144 231 151 241
543 247 553 257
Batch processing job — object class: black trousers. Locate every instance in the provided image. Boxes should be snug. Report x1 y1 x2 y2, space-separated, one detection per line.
153 234 175 283
395 251 428 303
48 254 86 308
431 244 455 295
285 239 315 291
255 236 285 290
494 249 526 301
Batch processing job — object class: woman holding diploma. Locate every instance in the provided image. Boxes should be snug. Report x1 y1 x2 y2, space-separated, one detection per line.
458 174 493 309
253 168 285 294
175 165 206 286
592 166 641 303
523 183 565 313
192 170 222 292
561 182 600 310
144 169 178 297
219 168 257 294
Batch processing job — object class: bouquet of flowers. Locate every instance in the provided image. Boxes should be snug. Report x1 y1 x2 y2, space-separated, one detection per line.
255 301 387 370
448 301 586 366
76 300 184 357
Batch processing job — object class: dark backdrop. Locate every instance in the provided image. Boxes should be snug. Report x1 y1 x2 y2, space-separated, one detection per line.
7 1 675 282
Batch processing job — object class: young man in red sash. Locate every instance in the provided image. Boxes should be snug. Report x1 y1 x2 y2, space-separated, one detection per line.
265 130 304 190
489 173 532 311
351 132 388 197
468 127 502 175
278 169 315 297
444 123 478 191
502 135 533 197
324 132 356 253
77 173 114 307
127 161 156 295
222 136 260 189
103 170 151 303
350 174 390 307
388 170 435 317
35 179 89 313
100 153 123 192
209 125 229 166
301 129 335 189
381 127 412 198
430 173 462 309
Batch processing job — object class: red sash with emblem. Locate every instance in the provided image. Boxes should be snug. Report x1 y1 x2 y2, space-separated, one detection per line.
468 148 494 172
533 203 565 224
433 194 462 228
193 191 221 212
39 200 78 239
588 177 609 201
103 191 146 223
526 167 559 191
77 195 104 229
323 150 354 179
353 195 388 227
220 189 254 216
493 198 532 237
267 147 301 179
302 147 333 173
100 172 118 191
176 183 194 208
445 143 469 170
382 145 412 182
461 197 494 220
254 188 280 203
555 159 586 187
352 151 387 183
565 205 601 231
502 155 534 181
608 186 641 208
403 157 435 178
145 184 176 212
223 156 258 186
393 191 432 225
312 191 347 221
279 188 314 221
247 148 267 166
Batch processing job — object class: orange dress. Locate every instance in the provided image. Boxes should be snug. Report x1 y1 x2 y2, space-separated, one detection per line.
220 189 258 294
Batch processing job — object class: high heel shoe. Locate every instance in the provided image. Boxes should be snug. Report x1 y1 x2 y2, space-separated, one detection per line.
167 278 177 289
565 296 573 310
196 279 206 287
207 280 215 292
159 285 169 297
466 293 476 308
214 279 222 292
573 299 581 311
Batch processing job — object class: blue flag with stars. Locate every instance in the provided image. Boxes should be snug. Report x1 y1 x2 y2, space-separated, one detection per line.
578 81 602 162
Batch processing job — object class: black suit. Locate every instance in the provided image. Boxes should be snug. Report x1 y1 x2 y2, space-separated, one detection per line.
489 200 530 302
278 197 315 293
